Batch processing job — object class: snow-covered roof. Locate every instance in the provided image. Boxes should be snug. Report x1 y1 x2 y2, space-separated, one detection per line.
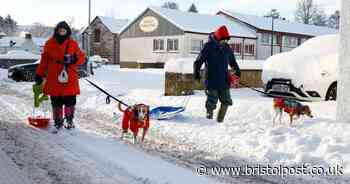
120 7 257 39
97 16 129 34
0 50 40 60
219 10 338 36
151 7 256 38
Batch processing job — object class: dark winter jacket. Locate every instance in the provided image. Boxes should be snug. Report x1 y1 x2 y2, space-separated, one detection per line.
193 34 241 90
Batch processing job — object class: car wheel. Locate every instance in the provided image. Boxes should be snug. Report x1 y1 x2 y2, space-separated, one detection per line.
326 82 337 101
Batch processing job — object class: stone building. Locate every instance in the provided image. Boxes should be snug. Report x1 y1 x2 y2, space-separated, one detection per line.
82 16 129 64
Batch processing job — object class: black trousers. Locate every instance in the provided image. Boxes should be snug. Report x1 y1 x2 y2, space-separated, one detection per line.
50 96 77 107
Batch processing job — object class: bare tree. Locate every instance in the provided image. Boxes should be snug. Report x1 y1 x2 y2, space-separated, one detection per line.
312 9 327 26
328 10 340 29
29 22 51 38
295 0 317 24
0 15 18 36
162 1 179 10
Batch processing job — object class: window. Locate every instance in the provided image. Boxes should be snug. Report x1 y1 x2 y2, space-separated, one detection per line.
153 39 165 51
261 33 270 44
94 29 101 43
191 39 204 52
283 36 298 47
244 44 255 55
167 39 179 51
300 38 308 44
261 33 281 45
230 43 242 55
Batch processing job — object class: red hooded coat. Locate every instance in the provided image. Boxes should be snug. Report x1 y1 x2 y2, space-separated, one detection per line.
36 38 85 96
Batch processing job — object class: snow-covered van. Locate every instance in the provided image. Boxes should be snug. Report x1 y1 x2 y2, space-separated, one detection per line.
262 34 338 101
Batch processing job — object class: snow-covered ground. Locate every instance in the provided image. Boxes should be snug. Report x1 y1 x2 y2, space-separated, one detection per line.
1 66 349 183
0 68 224 184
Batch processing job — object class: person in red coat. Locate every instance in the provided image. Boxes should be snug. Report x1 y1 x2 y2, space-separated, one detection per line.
35 21 85 130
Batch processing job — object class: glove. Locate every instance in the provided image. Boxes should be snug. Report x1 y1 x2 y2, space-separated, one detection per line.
34 74 43 85
63 54 77 65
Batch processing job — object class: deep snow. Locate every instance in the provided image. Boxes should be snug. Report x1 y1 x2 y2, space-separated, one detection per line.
80 66 349 183
0 68 222 184
1 66 349 183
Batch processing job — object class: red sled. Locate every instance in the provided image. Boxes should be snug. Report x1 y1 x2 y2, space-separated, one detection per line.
28 116 50 129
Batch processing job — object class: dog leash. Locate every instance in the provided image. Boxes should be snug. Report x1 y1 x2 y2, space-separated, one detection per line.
239 82 312 102
239 82 270 96
85 79 129 107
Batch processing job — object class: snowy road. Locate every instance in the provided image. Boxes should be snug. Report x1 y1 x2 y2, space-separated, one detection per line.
0 81 272 184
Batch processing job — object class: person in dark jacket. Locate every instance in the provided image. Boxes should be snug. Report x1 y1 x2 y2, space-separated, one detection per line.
194 25 241 123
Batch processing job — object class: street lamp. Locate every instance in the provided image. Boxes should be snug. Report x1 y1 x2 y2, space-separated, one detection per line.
87 0 91 57
265 9 280 56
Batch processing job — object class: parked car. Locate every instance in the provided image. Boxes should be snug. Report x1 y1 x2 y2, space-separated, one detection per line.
262 34 338 101
89 55 110 68
8 60 88 82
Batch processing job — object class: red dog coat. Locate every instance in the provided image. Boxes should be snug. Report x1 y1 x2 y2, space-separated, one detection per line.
119 103 150 142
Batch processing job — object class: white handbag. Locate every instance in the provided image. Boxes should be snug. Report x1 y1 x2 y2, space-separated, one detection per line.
58 66 69 83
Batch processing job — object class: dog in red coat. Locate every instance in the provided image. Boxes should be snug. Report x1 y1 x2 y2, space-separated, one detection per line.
118 103 150 144
273 98 313 126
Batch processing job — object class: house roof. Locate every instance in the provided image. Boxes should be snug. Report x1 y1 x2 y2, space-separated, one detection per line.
97 16 129 34
218 10 338 36
121 7 257 39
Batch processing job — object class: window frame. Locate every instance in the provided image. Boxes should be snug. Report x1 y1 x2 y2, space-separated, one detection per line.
190 39 204 53
244 44 255 56
283 36 298 48
230 43 242 55
94 29 101 43
153 39 165 52
167 38 179 52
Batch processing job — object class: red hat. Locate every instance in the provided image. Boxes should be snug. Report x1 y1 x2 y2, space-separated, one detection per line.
214 25 230 41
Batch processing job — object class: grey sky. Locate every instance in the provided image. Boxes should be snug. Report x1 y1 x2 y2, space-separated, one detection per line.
0 0 340 28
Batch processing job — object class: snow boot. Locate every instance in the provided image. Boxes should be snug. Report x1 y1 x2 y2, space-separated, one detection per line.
217 104 228 123
206 111 213 120
52 119 64 134
64 106 75 129
51 106 64 133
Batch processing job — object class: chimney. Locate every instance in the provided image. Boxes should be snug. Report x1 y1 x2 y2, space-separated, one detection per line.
25 33 32 40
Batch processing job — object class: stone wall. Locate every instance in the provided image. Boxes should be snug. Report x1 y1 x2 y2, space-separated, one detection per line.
165 70 263 96
120 62 164 69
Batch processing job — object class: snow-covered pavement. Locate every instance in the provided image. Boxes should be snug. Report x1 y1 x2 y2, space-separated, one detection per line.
0 68 268 184
0 147 31 184
0 84 224 183
1 66 350 184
